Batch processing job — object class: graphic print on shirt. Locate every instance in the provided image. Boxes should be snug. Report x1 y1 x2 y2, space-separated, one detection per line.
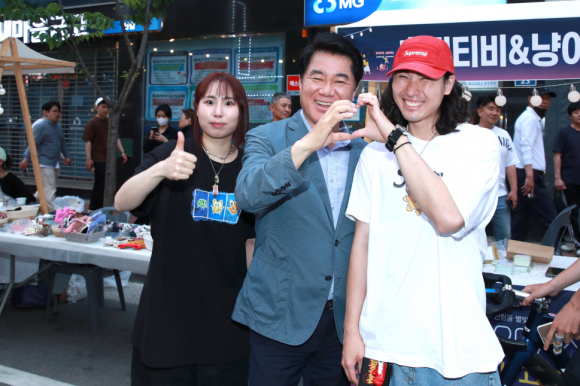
394 167 443 216
191 189 241 224
497 135 513 152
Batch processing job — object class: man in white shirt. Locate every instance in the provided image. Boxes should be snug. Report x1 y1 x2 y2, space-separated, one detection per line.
477 95 519 241
341 35 503 386
512 87 558 241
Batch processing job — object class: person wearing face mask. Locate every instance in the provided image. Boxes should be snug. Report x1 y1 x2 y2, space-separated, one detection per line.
143 104 179 154
115 72 255 385
83 97 128 211
512 87 558 241
179 108 195 139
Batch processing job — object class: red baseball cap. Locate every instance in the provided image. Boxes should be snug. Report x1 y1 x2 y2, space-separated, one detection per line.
386 36 454 79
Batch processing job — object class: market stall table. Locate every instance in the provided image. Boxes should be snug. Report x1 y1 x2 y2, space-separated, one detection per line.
0 231 151 320
485 255 580 386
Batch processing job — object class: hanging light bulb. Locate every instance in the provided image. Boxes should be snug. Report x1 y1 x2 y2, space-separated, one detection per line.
495 89 507 107
369 27 373 32
350 35 353 39
461 84 472 102
360 32 363 37
0 85 6 96
568 84 580 103
530 88 542 107
0 104 5 115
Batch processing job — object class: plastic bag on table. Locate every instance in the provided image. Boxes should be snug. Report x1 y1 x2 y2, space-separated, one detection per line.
103 270 131 288
66 274 87 303
53 196 85 213
0 190 17 209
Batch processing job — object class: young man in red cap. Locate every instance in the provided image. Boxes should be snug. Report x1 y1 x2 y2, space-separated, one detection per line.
341 36 503 385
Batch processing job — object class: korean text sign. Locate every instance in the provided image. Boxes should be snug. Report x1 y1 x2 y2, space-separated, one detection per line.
342 18 580 81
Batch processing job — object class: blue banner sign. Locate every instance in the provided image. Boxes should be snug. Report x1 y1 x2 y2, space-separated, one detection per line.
341 18 580 81
515 80 537 87
104 18 162 35
304 0 505 27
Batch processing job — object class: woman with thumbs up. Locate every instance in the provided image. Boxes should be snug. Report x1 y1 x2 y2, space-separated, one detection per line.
116 72 255 386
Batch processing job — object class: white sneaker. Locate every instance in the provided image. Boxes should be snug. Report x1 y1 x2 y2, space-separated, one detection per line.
561 244 574 252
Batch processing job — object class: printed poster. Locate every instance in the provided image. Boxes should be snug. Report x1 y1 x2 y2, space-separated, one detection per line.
190 49 232 84
148 86 188 121
149 51 188 85
234 47 279 83
244 84 279 123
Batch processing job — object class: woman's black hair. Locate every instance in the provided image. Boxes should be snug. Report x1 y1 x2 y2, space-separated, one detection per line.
155 104 172 120
381 72 469 136
299 32 364 88
2 152 13 170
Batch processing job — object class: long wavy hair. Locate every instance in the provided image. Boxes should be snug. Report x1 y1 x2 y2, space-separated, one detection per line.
381 72 468 135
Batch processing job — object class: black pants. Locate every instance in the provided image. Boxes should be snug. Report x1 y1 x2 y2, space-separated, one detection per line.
511 171 558 241
248 304 349 386
562 183 580 246
560 345 580 385
131 348 249 386
89 162 106 211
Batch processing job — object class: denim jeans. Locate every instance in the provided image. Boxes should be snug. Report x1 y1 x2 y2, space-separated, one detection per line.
391 365 500 386
490 195 511 242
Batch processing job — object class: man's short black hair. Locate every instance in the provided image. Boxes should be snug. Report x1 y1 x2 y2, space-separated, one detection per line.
568 101 580 116
477 95 498 109
299 32 364 88
42 101 61 112
155 103 172 120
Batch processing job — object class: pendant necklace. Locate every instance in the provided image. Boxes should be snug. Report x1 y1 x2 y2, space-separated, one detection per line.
202 144 234 195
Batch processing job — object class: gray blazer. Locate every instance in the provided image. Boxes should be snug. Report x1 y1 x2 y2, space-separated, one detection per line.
233 111 367 345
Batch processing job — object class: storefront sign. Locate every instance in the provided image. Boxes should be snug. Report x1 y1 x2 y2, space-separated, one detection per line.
341 17 580 81
515 80 537 87
0 17 162 44
244 84 279 124
149 51 188 85
190 49 231 84
462 81 499 89
304 0 505 27
235 47 280 83
287 75 300 95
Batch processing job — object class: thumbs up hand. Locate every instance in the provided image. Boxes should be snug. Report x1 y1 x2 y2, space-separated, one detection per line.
161 132 197 180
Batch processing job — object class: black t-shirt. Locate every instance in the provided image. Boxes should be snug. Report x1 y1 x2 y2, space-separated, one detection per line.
131 137 254 368
0 172 35 204
143 125 179 154
553 125 580 185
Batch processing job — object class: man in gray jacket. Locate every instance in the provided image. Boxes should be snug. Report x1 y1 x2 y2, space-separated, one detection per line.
233 32 367 386
20 101 70 211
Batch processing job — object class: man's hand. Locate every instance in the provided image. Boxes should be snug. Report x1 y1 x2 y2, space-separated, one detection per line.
522 282 561 307
85 159 94 171
543 299 580 351
296 100 358 153
349 93 395 143
341 330 365 384
555 177 566 191
121 153 128 163
522 175 535 197
159 132 197 180
63 158 72 166
19 159 29 171
506 190 518 210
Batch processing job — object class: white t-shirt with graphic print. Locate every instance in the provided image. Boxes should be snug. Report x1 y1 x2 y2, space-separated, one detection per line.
345 123 504 379
491 126 519 197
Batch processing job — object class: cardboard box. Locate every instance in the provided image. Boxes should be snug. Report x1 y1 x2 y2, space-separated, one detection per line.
506 240 554 264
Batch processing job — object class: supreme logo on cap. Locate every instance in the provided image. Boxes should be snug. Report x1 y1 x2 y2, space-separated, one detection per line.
404 50 428 57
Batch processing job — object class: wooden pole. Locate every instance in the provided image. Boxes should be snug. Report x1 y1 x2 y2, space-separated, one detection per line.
9 38 49 214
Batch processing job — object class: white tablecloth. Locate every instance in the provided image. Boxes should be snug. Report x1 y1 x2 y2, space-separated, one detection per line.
0 232 151 276
483 255 580 292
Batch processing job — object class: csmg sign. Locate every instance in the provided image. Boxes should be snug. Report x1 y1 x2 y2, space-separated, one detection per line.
305 0 381 27
342 17 580 81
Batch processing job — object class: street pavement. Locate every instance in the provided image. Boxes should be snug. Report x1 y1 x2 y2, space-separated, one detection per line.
0 275 145 386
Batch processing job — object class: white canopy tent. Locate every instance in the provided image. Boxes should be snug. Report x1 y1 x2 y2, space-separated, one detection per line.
0 37 76 214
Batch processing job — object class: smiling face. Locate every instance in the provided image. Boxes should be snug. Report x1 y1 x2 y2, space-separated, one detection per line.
197 81 240 141
478 101 501 129
300 52 358 127
391 70 454 132
271 97 292 121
